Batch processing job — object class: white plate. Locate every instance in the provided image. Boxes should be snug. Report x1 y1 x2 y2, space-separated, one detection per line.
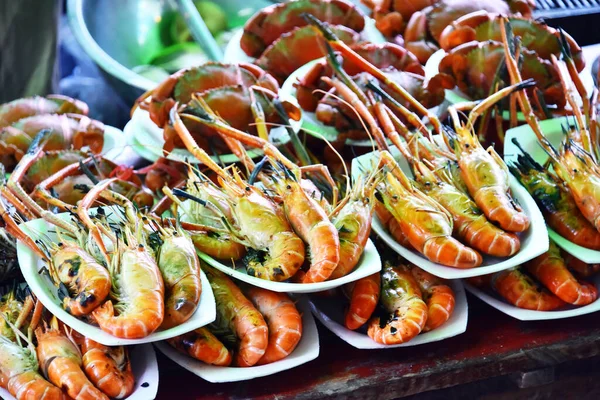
425 48 595 121
223 18 386 65
0 343 159 400
15 207 217 346
124 106 289 164
196 238 381 293
309 279 467 349
504 117 600 263
154 298 319 383
464 272 600 321
352 146 548 279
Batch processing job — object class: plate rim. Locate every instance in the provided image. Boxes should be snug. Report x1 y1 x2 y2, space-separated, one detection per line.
196 238 382 293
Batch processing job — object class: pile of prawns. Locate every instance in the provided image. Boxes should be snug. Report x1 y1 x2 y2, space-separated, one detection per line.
0 129 204 340
299 15 530 270
0 290 135 400
466 20 600 311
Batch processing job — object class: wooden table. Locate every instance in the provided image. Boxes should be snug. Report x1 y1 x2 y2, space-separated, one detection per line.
154 294 600 399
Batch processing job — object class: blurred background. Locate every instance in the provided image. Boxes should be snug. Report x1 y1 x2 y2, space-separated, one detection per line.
2 0 600 129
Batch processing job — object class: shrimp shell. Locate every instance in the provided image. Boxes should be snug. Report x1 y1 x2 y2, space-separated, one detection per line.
245 287 303 365
492 267 566 311
92 242 165 339
367 262 427 345
204 264 268 367
35 327 108 400
344 273 381 330
157 226 202 329
525 241 597 306
167 327 233 366
409 266 455 331
81 338 134 399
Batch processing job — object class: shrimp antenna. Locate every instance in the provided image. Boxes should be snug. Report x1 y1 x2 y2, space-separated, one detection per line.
248 156 270 185
171 188 207 207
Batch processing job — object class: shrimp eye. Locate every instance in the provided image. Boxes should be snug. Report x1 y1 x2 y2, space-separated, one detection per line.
138 244 144 250
286 185 292 190
392 195 398 200
573 169 578 173
245 186 251 191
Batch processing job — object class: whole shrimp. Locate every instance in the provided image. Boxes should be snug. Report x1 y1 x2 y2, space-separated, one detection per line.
167 327 233 366
245 287 302 365
80 338 134 399
409 266 455 331
0 301 66 400
329 175 378 280
170 102 338 283
510 139 600 250
35 318 108 400
491 267 566 311
153 223 202 329
0 335 66 400
84 182 165 339
410 156 520 257
168 112 306 281
344 273 381 330
443 93 530 232
265 162 340 283
377 152 483 268
204 264 268 367
525 241 598 306
367 262 427 345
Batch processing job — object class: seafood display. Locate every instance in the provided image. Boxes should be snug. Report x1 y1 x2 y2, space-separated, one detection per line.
311 249 458 346
0 286 146 399
500 18 600 250
167 264 304 367
467 240 599 311
2 0 600 392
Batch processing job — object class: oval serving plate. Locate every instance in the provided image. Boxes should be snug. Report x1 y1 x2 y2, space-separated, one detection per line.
309 279 467 349
0 343 159 400
154 298 319 383
196 238 381 294
504 117 600 264
15 207 216 346
352 145 548 279
464 273 600 321
124 106 273 164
